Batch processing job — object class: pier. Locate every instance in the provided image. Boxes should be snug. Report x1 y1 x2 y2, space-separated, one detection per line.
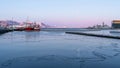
66 32 120 39
0 29 12 35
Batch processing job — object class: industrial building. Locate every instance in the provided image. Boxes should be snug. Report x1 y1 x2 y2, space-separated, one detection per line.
112 20 120 28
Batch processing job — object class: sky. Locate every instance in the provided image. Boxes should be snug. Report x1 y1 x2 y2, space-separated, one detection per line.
0 0 120 28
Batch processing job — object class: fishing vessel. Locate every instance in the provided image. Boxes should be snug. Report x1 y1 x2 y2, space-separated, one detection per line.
24 22 40 31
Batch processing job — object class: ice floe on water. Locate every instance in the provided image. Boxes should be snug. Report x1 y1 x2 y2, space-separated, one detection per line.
1 30 120 68
0 55 81 68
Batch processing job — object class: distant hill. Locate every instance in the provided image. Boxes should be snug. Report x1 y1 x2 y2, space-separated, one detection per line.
0 20 20 28
41 23 52 28
6 20 20 25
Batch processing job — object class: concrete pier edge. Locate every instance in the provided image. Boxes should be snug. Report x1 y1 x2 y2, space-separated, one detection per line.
0 29 12 35
66 32 120 39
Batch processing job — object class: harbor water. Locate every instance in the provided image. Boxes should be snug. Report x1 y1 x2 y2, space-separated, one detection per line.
0 29 120 68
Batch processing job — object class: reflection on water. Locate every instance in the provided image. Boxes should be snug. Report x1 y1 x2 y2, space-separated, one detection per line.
0 30 120 68
24 31 41 42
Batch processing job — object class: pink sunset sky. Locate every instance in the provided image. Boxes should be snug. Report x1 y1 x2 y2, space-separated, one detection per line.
0 0 120 28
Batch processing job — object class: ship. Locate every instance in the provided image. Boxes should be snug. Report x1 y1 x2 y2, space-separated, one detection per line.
24 22 40 31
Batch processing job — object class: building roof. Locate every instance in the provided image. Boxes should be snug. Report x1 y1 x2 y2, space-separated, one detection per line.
112 20 120 24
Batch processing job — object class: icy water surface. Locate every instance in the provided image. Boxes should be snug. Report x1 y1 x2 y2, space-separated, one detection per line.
0 30 120 68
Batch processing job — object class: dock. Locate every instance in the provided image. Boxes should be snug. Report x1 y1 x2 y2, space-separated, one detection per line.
0 29 12 35
66 32 120 39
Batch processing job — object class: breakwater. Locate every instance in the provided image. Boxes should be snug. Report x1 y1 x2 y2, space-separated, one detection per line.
66 32 120 39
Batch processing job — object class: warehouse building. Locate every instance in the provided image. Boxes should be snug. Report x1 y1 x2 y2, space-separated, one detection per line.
112 20 120 28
